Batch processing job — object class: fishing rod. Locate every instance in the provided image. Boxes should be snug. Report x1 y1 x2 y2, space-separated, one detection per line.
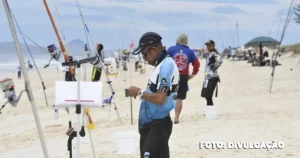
269 0 296 93
74 0 122 124
128 8 137 125
74 0 93 57
71 1 99 157
42 2 91 158
9 5 49 107
268 15 281 37
275 12 284 40
236 21 240 47
43 0 78 117
42 0 75 80
2 0 49 157
43 0 69 70
214 15 225 51
53 0 69 52
73 0 92 81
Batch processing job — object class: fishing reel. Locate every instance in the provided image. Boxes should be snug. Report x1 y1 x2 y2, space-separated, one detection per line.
44 44 61 68
0 78 25 114
84 43 91 57
89 43 104 67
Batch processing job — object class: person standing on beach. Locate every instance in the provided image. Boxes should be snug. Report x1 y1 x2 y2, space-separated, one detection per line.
167 33 200 124
201 40 222 118
227 46 232 59
128 32 179 158
17 66 21 79
65 56 76 81
91 43 103 82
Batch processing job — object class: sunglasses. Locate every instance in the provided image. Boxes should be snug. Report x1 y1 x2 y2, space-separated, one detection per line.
141 45 157 58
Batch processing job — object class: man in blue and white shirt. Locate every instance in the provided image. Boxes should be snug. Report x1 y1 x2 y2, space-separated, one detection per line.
129 32 179 158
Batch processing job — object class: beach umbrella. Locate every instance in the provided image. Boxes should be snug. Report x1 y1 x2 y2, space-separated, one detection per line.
244 36 280 64
244 36 280 47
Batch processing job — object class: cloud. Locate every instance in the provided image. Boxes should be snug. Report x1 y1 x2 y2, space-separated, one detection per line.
211 6 246 14
163 0 280 4
61 16 170 31
0 0 299 49
59 0 216 14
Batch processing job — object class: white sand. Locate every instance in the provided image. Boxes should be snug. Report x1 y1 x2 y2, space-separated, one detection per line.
0 54 299 158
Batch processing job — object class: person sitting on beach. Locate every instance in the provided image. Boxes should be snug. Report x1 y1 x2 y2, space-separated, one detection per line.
167 33 200 124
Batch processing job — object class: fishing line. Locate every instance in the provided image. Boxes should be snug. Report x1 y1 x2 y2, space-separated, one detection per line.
213 15 225 50
268 14 281 37
14 32 49 55
8 5 49 107
269 0 296 93
74 0 122 124
74 0 96 56
53 0 69 52
275 12 284 40
53 0 78 82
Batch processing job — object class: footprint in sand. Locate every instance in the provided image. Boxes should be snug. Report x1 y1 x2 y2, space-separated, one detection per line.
44 124 64 133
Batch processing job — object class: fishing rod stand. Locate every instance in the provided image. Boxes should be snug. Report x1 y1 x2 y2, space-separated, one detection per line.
0 78 26 114
61 56 97 158
66 120 85 158
91 51 122 123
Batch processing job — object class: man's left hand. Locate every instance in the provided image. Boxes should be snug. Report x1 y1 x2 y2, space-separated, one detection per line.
128 86 141 97
188 74 195 80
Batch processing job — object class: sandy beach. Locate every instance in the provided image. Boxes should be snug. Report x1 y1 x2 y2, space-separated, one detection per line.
0 53 299 158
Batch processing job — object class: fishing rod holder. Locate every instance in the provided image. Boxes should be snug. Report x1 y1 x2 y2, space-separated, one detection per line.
61 56 98 68
56 55 103 158
66 121 85 158
0 78 26 114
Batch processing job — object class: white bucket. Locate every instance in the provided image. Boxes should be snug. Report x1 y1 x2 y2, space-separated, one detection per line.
205 105 218 119
115 131 137 154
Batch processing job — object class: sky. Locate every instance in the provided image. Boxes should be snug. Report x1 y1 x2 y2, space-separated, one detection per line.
0 0 300 51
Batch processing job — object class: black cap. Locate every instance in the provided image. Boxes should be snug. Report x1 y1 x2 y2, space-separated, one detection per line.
205 40 215 46
68 56 73 61
132 32 162 55
97 43 104 53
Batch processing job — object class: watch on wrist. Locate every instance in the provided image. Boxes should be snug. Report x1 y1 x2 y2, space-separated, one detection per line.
138 90 143 100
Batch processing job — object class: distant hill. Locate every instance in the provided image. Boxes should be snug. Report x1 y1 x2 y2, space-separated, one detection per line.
0 39 118 61
0 42 48 56
66 39 86 56
0 39 87 57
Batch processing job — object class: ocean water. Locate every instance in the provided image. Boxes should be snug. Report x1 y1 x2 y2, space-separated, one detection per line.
0 54 85 73
0 50 121 73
